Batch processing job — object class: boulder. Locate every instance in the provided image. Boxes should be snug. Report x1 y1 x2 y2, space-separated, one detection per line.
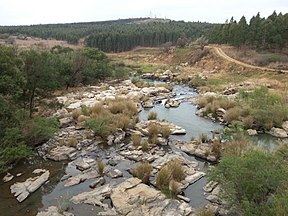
268 127 288 138
142 99 154 108
10 170 50 202
64 170 99 187
203 181 218 193
71 183 113 209
247 129 257 136
110 178 195 216
46 146 77 161
106 169 123 178
282 121 288 132
3 172 14 183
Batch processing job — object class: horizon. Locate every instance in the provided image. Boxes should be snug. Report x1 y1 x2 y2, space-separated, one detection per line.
0 0 287 26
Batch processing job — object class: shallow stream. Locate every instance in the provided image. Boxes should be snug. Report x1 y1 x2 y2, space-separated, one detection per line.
0 83 280 216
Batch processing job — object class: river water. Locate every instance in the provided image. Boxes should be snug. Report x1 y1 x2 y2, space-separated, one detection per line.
0 83 280 216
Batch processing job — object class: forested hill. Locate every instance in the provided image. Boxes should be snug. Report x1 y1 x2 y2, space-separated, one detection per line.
0 18 214 52
0 11 287 52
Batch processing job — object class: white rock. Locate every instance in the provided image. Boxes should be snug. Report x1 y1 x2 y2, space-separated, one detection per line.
3 172 14 182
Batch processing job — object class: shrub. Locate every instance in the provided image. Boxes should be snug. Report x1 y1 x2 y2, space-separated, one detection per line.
0 145 33 173
131 134 142 146
211 139 221 159
22 117 59 146
86 117 111 139
167 160 186 182
169 179 180 198
113 114 131 130
199 133 208 143
222 134 253 157
209 149 288 215
224 107 241 124
80 105 91 116
67 137 77 148
161 126 171 139
131 162 153 184
141 140 149 152
148 112 157 120
147 123 160 142
242 115 254 129
77 115 89 122
90 102 104 114
156 166 171 189
71 109 82 119
197 208 215 216
96 160 105 176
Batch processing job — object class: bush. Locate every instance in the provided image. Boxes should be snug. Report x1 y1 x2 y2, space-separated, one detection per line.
131 134 141 146
148 112 157 120
242 115 254 129
199 133 208 143
222 134 252 157
22 117 59 146
141 140 149 152
71 109 82 119
211 139 222 159
167 160 186 182
147 123 160 143
224 107 241 123
131 162 153 184
96 160 105 176
86 117 111 139
80 105 91 116
0 145 33 173
113 114 131 130
161 126 171 139
156 166 171 189
209 150 288 216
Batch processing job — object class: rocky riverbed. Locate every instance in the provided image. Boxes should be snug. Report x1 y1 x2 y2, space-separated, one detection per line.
1 78 280 216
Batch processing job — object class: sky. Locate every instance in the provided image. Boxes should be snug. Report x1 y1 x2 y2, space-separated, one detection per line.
0 0 287 26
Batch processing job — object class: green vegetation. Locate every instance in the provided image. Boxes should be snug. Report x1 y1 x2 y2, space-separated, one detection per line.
209 147 288 215
0 44 120 172
210 11 288 49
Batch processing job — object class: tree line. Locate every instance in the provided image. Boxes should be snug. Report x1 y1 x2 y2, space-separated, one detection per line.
0 45 126 172
0 13 287 52
209 11 288 49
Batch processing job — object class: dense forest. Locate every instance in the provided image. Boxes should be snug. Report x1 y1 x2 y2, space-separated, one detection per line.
0 45 128 172
209 11 288 49
1 12 287 52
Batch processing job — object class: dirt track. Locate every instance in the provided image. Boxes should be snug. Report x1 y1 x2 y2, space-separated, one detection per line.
207 46 288 73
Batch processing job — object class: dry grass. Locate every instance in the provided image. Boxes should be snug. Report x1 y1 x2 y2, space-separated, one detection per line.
197 207 215 216
67 137 77 148
148 111 158 120
90 102 104 114
71 109 82 120
77 115 89 122
108 98 138 117
242 115 254 129
156 166 171 189
224 107 241 123
211 139 221 159
197 96 214 108
147 123 160 142
199 133 208 143
167 160 186 182
161 126 171 139
96 160 106 177
131 134 142 146
142 140 149 152
131 162 153 184
169 180 180 198
222 135 253 157
112 114 131 130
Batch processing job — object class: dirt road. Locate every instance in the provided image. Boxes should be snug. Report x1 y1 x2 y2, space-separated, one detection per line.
207 46 288 73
